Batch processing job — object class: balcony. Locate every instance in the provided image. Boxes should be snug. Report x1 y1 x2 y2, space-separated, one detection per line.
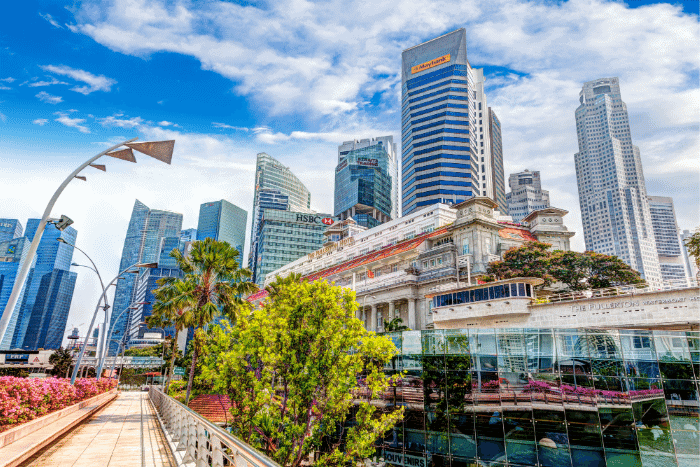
355 270 418 294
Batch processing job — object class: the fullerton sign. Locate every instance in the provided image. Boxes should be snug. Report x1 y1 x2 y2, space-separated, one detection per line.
308 237 355 260
571 296 700 312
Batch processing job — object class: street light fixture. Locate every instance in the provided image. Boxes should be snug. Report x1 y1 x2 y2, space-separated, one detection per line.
98 301 152 380
0 138 175 346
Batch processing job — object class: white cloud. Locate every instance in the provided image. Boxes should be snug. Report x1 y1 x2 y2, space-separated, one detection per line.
54 112 90 133
157 120 173 126
212 122 248 131
32 118 49 125
28 77 69 87
0 85 10 91
41 64 116 94
97 114 144 128
0 77 15 83
35 91 63 104
40 13 63 29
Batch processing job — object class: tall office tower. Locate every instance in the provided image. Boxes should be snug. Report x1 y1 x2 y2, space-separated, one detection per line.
401 29 478 215
248 152 312 284
108 200 183 355
11 220 77 349
680 229 699 280
648 196 690 283
506 170 551 222
22 269 77 350
0 219 23 243
180 228 197 243
0 237 31 349
196 200 247 254
574 77 661 285
334 136 398 228
489 108 506 212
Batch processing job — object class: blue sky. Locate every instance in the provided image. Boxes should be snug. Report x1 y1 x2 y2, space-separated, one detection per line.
1 0 698 338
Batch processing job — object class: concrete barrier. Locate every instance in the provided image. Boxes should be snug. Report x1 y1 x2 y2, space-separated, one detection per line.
0 388 118 466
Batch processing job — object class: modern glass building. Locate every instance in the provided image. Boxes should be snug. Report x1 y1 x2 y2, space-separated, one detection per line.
254 209 334 286
249 153 313 284
344 328 699 467
109 200 183 355
11 220 77 349
574 77 662 286
0 237 31 350
196 200 247 255
0 219 23 243
488 109 506 213
506 170 551 223
648 196 690 284
402 29 478 215
180 228 197 243
22 269 77 350
334 137 398 228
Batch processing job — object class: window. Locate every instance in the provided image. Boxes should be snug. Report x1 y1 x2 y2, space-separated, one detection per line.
462 239 470 255
430 259 435 267
423 261 429 269
391 264 398 273
633 336 651 349
437 257 443 265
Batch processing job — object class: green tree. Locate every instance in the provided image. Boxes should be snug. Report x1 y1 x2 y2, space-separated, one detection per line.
684 228 700 280
383 317 410 332
483 241 644 291
200 277 403 467
49 347 74 377
152 238 257 404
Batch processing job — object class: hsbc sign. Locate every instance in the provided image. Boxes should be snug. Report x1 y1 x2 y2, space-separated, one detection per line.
295 214 335 225
321 218 334 225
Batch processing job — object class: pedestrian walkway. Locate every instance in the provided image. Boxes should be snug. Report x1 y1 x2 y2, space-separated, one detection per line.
20 392 176 467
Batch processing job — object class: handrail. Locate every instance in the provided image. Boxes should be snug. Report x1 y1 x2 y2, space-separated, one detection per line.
534 279 699 305
148 387 280 467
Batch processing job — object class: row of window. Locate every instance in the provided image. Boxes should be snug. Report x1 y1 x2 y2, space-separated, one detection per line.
432 283 533 308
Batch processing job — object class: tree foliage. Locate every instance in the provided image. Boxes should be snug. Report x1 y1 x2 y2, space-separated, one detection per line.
383 317 410 332
483 242 644 291
684 228 700 279
200 277 403 467
151 238 257 404
49 347 74 377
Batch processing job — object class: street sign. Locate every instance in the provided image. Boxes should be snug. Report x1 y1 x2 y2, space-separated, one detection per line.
173 366 185 376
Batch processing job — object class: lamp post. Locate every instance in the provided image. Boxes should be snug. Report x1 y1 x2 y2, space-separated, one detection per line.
71 263 157 384
140 323 166 385
101 302 150 381
0 138 175 346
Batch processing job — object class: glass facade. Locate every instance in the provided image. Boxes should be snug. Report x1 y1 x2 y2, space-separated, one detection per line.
0 237 31 350
402 29 477 215
335 137 397 228
196 200 247 255
488 109 506 213
0 219 23 243
343 328 699 467
22 269 77 350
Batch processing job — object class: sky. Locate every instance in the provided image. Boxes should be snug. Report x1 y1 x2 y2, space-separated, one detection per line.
0 0 698 340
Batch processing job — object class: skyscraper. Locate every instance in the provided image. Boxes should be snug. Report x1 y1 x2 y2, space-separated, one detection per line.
489 108 506 212
0 237 32 349
574 77 661 285
180 228 197 243
22 269 77 350
648 196 690 284
334 137 398 228
506 170 551 222
248 153 312 284
196 200 247 254
0 219 23 243
401 29 478 215
108 200 183 354
11 220 77 349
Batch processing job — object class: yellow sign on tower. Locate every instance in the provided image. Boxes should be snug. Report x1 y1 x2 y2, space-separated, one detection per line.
411 54 451 74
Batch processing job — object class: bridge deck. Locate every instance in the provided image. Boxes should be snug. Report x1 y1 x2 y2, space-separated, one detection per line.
20 392 176 467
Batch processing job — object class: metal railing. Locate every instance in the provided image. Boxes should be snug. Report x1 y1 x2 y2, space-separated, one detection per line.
535 278 699 305
148 387 279 467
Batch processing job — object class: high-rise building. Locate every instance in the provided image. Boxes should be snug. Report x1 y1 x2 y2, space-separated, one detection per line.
648 196 690 284
334 137 398 228
108 200 183 355
506 170 551 222
574 77 661 285
401 29 481 215
254 210 335 285
180 228 197 243
11 220 77 349
249 153 312 284
0 219 23 243
0 237 32 349
680 229 699 280
489 108 506 212
22 269 77 350
196 200 247 254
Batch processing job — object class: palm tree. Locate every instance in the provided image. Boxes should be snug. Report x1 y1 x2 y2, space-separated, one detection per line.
383 317 410 332
152 238 257 404
146 300 186 395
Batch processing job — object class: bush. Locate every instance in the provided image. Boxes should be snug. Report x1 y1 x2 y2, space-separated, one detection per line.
0 377 116 431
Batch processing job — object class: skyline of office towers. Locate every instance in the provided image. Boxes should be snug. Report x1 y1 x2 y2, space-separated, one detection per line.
108 199 183 355
196 200 247 255
0 236 31 349
401 29 478 215
0 219 23 243
334 137 398 228
649 196 690 283
506 170 551 222
248 152 313 285
12 220 77 350
574 77 662 285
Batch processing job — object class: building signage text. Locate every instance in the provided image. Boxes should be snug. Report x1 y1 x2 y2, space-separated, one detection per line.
383 451 426 467
308 236 355 260
357 157 378 167
336 159 348 172
411 54 451 74
570 296 700 312
0 223 14 229
295 214 333 224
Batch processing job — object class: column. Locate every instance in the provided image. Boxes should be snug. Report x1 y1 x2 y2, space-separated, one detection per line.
408 299 416 330
388 301 395 320
370 304 377 332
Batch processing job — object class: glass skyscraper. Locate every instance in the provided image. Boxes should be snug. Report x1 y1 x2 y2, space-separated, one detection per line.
22 269 77 350
196 200 247 255
0 237 32 349
249 153 312 285
11 220 77 350
334 137 398 228
489 108 506 212
0 219 23 243
574 77 662 286
108 200 183 355
401 29 478 215
649 196 689 284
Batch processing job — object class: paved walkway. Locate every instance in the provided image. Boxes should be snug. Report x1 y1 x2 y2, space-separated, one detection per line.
21 392 176 467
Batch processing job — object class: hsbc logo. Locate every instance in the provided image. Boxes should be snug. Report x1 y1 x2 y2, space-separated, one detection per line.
322 218 334 225
296 214 335 224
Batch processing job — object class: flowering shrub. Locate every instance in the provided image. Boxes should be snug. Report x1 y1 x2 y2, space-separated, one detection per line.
0 377 116 431
522 380 665 400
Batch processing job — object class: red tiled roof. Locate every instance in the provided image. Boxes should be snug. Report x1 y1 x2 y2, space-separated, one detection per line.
498 227 537 242
188 394 232 425
247 289 269 302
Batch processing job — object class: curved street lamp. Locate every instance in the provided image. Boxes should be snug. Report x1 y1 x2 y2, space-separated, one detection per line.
0 138 175 346
98 301 151 379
